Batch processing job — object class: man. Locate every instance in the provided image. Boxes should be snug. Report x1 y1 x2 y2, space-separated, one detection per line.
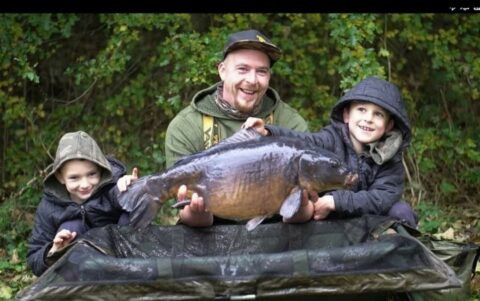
165 29 308 167
165 29 308 226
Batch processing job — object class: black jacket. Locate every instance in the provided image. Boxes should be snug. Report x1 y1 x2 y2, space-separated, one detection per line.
27 157 126 276
267 76 412 218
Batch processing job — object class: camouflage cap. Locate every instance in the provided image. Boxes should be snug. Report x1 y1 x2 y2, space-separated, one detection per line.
223 29 282 66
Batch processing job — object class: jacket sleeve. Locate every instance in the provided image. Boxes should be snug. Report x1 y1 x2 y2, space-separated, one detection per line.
165 112 204 168
265 125 336 150
27 199 58 276
332 156 404 217
273 102 309 133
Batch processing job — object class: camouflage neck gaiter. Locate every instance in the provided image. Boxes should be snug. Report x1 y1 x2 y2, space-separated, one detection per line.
215 82 262 119
362 129 403 165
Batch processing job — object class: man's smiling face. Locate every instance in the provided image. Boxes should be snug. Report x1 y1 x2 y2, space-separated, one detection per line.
218 48 271 114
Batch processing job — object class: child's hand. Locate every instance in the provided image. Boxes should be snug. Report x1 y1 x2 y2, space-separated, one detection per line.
242 117 269 136
313 195 335 220
48 229 77 256
117 167 139 192
177 185 213 227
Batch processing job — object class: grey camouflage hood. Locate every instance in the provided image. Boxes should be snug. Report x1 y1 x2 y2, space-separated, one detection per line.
43 131 113 202
331 76 412 154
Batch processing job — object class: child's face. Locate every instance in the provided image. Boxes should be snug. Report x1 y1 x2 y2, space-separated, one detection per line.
343 101 394 152
56 159 101 203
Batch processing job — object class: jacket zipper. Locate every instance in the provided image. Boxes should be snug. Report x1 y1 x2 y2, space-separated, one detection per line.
80 205 86 227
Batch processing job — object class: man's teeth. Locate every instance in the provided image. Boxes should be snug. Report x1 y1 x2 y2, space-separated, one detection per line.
241 89 255 94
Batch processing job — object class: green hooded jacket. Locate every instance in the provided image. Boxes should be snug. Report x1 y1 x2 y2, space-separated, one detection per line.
165 82 308 167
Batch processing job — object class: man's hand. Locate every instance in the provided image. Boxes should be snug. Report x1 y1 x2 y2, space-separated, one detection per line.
242 117 269 136
313 195 335 220
48 229 77 256
177 185 213 227
117 167 139 192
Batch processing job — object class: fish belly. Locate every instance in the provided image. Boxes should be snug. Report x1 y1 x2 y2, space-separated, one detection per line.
204 164 292 220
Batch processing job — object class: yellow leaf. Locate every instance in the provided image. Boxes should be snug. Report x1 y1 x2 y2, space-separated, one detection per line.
10 249 20 264
379 48 390 57
0 285 12 300
433 227 455 240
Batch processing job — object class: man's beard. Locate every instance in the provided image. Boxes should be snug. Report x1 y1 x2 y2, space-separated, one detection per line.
215 82 262 119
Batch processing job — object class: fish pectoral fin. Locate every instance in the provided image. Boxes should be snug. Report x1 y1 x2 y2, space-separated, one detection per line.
246 216 268 231
279 188 302 219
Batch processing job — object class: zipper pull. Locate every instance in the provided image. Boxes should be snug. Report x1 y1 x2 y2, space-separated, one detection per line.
80 205 86 227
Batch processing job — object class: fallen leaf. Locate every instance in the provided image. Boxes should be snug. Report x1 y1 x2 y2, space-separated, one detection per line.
433 227 455 240
10 249 20 264
0 284 12 300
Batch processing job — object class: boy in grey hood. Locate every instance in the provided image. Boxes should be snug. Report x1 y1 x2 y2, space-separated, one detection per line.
244 76 417 227
27 131 137 276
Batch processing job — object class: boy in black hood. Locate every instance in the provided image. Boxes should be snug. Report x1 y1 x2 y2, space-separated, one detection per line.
27 131 138 276
244 76 417 227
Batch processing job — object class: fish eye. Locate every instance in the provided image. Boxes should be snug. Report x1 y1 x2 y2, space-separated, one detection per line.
330 159 340 168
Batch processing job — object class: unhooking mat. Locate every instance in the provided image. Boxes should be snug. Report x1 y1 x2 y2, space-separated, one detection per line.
17 215 471 301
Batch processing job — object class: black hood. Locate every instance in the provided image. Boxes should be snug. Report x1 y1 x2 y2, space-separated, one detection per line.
330 76 411 150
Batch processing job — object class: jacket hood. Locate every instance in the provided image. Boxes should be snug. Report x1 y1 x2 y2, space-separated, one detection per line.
43 131 113 201
330 76 412 150
191 82 281 120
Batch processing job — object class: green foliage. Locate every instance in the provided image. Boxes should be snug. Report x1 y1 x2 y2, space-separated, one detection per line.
411 126 480 204
328 14 385 89
2 13 477 199
0 185 39 299
416 201 451 234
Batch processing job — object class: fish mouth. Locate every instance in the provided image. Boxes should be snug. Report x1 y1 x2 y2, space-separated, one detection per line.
344 173 359 187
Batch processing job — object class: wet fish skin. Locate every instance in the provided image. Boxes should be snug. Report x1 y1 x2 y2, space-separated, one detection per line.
118 128 357 229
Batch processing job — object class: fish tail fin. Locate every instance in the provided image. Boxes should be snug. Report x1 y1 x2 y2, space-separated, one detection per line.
118 176 148 212
118 176 165 229
129 193 163 228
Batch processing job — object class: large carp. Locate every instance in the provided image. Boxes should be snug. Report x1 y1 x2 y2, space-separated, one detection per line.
119 128 358 231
